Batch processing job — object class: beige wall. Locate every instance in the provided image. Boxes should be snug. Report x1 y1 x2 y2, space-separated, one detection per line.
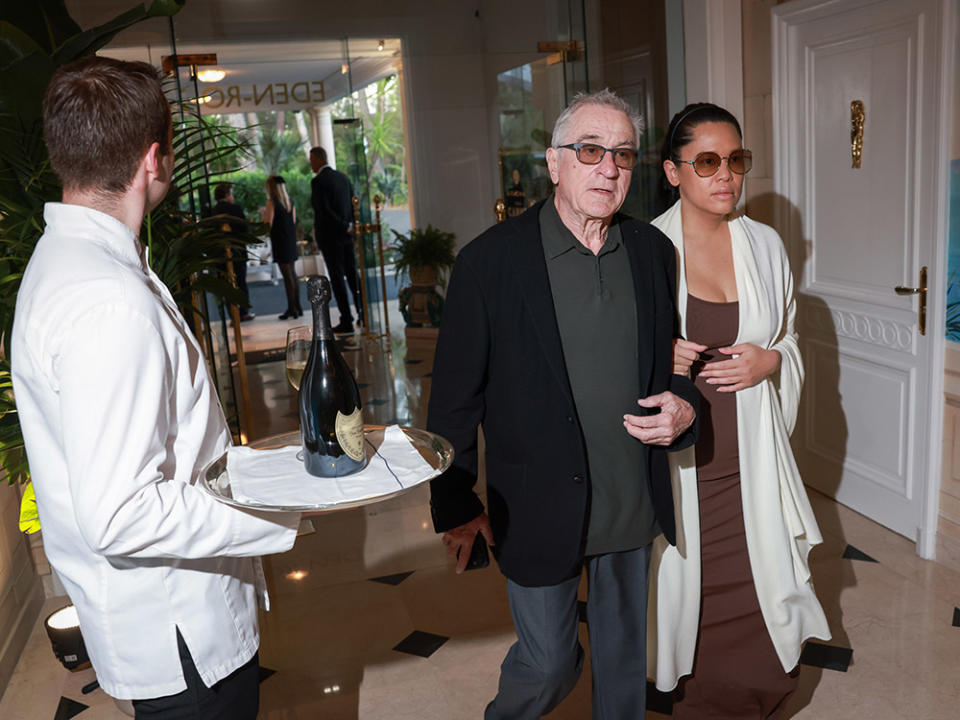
0 481 44 697
741 0 787 227
939 6 960 573
939 360 960 570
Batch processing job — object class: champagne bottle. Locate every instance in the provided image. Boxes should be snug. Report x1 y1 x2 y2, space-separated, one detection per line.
299 275 365 477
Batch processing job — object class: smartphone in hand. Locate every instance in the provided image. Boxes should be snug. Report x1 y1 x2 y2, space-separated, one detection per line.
457 532 490 571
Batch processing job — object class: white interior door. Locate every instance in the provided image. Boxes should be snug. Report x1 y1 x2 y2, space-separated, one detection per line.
772 0 952 547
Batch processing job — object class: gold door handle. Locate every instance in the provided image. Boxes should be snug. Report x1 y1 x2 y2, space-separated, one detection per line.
851 100 865 169
894 265 927 335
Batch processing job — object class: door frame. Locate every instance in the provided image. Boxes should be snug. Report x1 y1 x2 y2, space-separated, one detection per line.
682 0 744 119
772 0 956 559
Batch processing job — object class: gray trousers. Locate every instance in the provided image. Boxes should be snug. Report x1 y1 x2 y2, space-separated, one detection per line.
485 545 650 720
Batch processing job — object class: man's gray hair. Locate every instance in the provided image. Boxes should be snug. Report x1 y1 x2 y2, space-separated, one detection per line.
551 88 643 147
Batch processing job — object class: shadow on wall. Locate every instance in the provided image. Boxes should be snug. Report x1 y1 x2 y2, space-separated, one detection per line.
750 191 855 718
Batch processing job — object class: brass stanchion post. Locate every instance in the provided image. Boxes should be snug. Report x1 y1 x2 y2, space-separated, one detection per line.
224 244 253 443
373 196 390 339
351 196 372 337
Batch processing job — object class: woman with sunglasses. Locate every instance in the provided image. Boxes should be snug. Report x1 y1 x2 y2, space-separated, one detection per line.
647 103 830 719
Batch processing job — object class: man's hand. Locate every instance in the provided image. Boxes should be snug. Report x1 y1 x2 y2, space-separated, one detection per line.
698 343 780 392
623 391 695 446
673 338 707 376
441 514 495 574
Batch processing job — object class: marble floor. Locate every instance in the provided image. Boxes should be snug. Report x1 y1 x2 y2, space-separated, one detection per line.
1 327 959 719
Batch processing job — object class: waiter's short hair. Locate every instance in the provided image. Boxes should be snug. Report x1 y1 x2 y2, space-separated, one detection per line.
214 183 233 201
43 56 173 193
309 146 328 164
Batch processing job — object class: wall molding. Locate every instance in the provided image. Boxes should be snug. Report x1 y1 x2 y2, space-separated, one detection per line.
805 304 916 352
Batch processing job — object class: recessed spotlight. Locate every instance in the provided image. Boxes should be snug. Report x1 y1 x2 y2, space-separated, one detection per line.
377 40 385 52
286 570 308 581
197 68 226 83
341 63 349 75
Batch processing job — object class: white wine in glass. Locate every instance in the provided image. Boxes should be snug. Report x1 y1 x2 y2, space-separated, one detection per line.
285 326 312 391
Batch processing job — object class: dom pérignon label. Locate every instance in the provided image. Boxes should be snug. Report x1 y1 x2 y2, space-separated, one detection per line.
298 275 365 477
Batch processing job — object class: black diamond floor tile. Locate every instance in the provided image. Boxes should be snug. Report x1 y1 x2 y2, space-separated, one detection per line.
53 697 88 720
577 600 588 624
800 642 853 671
842 544 878 562
358 382 370 389
393 630 449 658
645 680 674 714
258 666 276 684
406 359 423 365
953 607 960 627
423 372 432 378
368 398 387 406
370 571 415 586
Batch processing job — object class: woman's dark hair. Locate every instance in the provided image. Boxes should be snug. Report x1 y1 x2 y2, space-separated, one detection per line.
659 102 743 205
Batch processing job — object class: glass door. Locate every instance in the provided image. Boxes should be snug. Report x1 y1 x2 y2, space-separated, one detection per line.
496 0 680 222
495 0 589 217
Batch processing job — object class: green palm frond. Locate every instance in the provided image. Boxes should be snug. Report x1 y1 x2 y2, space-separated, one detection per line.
0 1 243 485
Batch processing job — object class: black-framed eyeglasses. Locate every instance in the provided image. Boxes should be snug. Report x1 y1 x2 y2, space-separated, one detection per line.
557 142 638 169
678 149 753 177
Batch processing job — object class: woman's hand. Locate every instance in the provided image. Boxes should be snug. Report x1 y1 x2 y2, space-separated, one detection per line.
698 343 781 392
673 338 707 376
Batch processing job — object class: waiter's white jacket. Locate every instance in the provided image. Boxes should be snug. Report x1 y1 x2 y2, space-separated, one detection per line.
648 200 831 690
11 204 300 700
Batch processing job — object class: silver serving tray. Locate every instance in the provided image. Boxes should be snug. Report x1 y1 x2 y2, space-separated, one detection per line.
198 425 453 512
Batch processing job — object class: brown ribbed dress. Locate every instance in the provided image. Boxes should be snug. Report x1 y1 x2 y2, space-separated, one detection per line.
671 295 797 720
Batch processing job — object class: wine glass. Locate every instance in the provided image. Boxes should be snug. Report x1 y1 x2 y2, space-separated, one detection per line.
285 326 311 391
285 326 311 462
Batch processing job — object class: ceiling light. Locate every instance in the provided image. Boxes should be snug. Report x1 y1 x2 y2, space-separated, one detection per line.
377 40 385 51
341 63 349 75
197 68 226 83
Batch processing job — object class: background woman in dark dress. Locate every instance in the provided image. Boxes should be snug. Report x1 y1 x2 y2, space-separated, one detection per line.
264 175 301 319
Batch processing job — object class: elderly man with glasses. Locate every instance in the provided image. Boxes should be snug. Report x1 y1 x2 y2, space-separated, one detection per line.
427 88 699 718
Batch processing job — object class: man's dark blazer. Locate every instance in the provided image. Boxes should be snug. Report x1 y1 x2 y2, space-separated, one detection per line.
211 200 248 234
427 200 699 588
310 166 353 248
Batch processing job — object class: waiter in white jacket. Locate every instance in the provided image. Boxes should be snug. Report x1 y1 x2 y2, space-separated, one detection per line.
11 57 300 718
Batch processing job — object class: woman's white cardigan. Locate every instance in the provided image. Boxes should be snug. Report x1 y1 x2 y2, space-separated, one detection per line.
648 200 831 691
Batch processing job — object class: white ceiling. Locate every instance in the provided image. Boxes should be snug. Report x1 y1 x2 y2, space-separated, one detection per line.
105 39 402 111
67 2 404 111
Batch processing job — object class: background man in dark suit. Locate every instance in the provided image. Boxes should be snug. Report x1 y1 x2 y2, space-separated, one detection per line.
309 146 363 333
427 89 699 719
212 183 254 321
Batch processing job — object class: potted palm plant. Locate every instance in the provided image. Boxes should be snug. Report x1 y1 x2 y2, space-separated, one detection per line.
0 0 257 487
390 225 456 329
391 224 456 287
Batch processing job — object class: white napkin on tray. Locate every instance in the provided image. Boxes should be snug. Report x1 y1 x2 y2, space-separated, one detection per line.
225 425 435 508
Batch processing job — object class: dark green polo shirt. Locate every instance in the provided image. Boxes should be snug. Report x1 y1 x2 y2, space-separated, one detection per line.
539 198 658 555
